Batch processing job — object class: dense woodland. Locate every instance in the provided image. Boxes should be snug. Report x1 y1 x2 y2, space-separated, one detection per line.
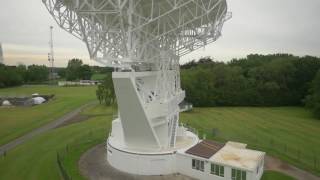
181 54 320 118
0 54 319 118
0 64 49 87
0 59 100 86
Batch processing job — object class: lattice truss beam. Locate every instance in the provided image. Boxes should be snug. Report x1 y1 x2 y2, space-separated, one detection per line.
43 0 230 67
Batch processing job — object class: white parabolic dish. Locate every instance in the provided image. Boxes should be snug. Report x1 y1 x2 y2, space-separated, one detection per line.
43 0 230 66
43 0 231 176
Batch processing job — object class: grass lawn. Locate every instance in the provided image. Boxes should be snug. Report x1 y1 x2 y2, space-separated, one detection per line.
181 107 320 176
0 97 319 179
91 73 107 81
0 104 112 180
261 171 296 180
0 85 97 146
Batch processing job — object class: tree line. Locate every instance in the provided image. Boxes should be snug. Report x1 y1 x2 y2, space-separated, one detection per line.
1 54 319 118
0 64 48 88
181 54 320 118
0 58 107 88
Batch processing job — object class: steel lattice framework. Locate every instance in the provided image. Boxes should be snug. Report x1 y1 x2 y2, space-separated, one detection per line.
44 0 230 104
0 43 3 64
43 0 230 67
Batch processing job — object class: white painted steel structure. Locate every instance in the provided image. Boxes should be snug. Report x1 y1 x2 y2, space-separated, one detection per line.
0 43 3 64
43 0 235 177
48 26 55 79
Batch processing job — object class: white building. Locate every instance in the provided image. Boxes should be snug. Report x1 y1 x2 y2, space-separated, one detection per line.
177 141 265 180
107 71 265 180
0 43 4 64
58 80 99 86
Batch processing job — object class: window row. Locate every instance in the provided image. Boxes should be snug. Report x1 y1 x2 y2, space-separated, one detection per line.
211 163 224 177
232 169 246 180
192 159 204 172
192 159 246 180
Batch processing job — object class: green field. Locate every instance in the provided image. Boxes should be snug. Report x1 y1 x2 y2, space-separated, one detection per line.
0 85 96 146
0 104 112 180
181 107 320 176
261 171 295 180
0 104 297 180
91 73 107 81
0 86 318 179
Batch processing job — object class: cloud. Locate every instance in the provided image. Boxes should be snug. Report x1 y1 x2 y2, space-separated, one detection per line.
2 43 95 67
1 0 320 66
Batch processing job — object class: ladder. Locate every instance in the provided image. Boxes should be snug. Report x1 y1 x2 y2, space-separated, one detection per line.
170 116 178 147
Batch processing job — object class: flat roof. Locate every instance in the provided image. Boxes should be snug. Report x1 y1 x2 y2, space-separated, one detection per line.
210 142 265 171
185 140 225 159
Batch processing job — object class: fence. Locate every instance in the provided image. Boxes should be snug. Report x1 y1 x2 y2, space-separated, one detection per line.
57 151 72 180
56 131 106 180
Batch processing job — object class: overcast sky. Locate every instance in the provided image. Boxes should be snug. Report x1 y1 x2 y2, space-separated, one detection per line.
0 0 320 67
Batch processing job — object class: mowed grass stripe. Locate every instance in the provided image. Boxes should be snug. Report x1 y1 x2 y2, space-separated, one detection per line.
181 107 320 176
246 108 319 151
0 85 97 146
0 105 112 180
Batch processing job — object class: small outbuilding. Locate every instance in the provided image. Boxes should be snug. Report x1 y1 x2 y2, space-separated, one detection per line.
2 100 12 106
176 140 265 180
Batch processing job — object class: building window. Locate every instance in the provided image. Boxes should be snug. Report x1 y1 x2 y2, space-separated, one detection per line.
232 169 246 180
211 163 224 177
192 159 204 172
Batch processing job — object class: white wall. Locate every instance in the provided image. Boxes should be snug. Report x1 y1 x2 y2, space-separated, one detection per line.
107 143 176 175
113 73 160 149
176 153 230 180
176 153 263 180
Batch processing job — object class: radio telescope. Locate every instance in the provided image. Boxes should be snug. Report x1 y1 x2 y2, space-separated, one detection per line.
44 0 231 176
0 43 4 64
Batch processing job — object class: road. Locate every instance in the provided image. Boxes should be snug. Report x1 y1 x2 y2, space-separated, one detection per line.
79 144 195 180
265 155 320 180
0 101 97 156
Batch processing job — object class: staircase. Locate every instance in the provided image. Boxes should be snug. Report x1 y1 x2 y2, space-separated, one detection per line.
135 78 156 104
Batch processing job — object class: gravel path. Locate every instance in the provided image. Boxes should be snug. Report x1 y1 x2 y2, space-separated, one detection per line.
0 101 97 155
265 155 320 180
79 144 320 180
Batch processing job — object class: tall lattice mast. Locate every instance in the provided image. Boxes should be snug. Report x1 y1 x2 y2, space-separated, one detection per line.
48 26 55 79
0 43 4 64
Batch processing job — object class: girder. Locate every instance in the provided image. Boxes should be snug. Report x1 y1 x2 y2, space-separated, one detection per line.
43 0 230 66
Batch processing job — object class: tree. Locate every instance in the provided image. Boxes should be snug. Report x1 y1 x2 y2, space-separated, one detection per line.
181 54 320 107
305 70 320 119
96 85 105 104
57 68 66 79
96 74 116 106
26 65 49 83
0 64 23 88
79 65 92 80
65 59 93 80
65 59 83 81
16 64 27 82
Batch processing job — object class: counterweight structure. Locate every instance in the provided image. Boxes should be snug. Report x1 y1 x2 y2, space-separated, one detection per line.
43 0 233 176
0 43 3 64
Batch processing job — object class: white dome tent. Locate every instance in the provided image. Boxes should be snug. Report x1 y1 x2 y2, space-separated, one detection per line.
2 100 11 106
32 97 46 105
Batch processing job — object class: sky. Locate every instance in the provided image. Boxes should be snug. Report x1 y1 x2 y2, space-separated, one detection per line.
0 0 320 67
